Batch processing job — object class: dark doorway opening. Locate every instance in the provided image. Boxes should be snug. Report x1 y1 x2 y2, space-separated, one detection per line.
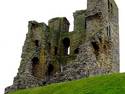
32 57 39 76
63 38 70 55
47 64 54 76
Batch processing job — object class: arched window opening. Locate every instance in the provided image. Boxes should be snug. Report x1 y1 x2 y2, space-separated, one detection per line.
32 57 39 77
74 48 79 54
63 38 70 55
34 40 39 47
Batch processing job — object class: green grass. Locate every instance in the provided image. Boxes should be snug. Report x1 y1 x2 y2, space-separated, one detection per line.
9 73 125 94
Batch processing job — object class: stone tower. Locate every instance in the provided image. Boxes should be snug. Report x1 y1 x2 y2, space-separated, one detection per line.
5 0 119 93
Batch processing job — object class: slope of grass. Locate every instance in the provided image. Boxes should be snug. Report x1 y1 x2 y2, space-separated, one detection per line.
9 73 125 94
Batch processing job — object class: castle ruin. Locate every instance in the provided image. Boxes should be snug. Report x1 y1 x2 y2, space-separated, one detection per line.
5 0 119 93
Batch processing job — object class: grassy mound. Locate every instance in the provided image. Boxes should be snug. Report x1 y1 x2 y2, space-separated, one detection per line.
9 73 125 94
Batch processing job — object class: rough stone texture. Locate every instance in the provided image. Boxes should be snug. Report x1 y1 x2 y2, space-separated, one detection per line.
5 0 119 93
73 10 86 32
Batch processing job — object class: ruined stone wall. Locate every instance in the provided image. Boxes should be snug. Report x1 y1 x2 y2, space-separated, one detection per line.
5 0 119 93
70 10 86 56
86 0 109 39
48 17 70 73
5 21 49 94
108 0 119 72
86 0 119 72
73 10 86 32
69 31 85 55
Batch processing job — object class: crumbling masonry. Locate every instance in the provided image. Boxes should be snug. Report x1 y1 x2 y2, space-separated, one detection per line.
5 0 119 93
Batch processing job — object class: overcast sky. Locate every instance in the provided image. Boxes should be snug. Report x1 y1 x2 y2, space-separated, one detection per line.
0 0 123 94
